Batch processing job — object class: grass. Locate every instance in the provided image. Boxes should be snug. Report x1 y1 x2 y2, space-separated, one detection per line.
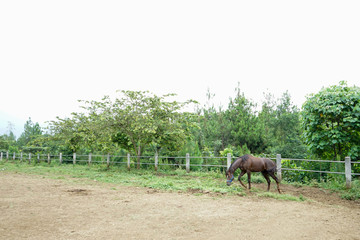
0 161 246 196
284 175 360 201
1 160 358 201
257 192 306 202
318 178 360 201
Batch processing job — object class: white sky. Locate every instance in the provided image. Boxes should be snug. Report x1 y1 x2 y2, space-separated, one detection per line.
1 1 359 136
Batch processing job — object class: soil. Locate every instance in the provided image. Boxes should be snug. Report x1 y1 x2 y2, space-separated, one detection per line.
1 172 360 240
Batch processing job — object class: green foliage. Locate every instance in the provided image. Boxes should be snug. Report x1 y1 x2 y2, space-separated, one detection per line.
17 118 43 147
48 114 92 153
235 144 251 156
3 81 360 201
195 86 306 159
195 90 230 154
302 81 360 160
341 180 360 200
1 119 48 154
177 140 203 171
0 134 11 151
2 159 358 201
226 85 265 153
48 91 198 168
318 179 360 201
282 160 308 183
37 85 307 162
219 147 233 157
0 161 246 196
260 91 307 158
0 122 17 152
257 192 306 202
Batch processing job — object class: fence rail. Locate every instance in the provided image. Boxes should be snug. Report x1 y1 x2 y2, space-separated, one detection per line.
1 151 359 188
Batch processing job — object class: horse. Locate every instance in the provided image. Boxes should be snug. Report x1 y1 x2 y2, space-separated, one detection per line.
226 154 281 193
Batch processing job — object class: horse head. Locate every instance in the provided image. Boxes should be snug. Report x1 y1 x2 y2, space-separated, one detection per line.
226 169 234 186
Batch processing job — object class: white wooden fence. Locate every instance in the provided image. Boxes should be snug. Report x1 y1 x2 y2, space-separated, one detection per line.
1 151 359 188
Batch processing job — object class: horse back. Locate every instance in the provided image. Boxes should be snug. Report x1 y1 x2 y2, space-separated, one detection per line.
246 155 275 172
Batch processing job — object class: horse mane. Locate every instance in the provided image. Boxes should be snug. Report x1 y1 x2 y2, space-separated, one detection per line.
228 154 250 172
241 154 250 162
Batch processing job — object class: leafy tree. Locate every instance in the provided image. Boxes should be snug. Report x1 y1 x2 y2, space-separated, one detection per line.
196 89 231 155
49 91 197 168
17 118 43 148
0 135 10 151
196 86 306 158
0 122 18 153
225 86 265 153
48 115 88 153
267 92 307 158
109 91 196 168
257 92 277 150
302 81 360 160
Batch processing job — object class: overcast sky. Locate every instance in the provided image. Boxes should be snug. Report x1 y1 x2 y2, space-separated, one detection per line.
1 1 359 136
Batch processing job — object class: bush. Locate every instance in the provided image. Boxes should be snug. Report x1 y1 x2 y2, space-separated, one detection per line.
341 180 360 200
282 160 308 183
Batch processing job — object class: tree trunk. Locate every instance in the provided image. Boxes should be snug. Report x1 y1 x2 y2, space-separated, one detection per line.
137 145 141 169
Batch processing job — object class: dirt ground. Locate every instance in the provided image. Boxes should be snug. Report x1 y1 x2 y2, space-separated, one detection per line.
1 172 360 240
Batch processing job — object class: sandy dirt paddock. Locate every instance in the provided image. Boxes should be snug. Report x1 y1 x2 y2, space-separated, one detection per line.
1 172 360 240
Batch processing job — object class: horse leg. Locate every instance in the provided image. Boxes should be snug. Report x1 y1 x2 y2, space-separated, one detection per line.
238 170 247 189
261 171 271 191
247 170 252 190
269 171 281 193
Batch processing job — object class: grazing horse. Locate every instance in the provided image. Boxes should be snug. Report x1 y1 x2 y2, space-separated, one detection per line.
226 154 281 193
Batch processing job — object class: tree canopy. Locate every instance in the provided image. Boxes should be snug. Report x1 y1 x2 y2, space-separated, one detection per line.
302 81 360 160
2 81 359 164
48 91 197 168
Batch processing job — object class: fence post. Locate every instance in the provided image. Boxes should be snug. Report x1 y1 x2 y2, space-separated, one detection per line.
6 151 9 161
28 153 31 164
155 153 158 171
186 153 190 173
1 152 3 161
37 154 40 164
59 153 62 164
227 153 232 170
107 153 110 168
88 153 92 166
48 153 51 164
345 156 351 189
127 153 131 171
73 153 76 165
276 154 282 181
13 152 16 161
20 152 23 162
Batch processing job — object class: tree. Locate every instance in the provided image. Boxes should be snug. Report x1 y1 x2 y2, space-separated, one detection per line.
302 81 360 160
194 85 307 158
196 89 231 155
17 118 43 151
267 91 306 158
49 91 197 168
225 86 265 153
49 105 118 154
106 91 196 168
0 122 17 152
0 135 10 151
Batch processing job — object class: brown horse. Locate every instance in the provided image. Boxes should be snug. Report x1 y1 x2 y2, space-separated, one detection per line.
226 154 281 193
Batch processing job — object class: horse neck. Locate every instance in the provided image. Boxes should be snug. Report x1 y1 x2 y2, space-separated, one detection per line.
230 158 242 172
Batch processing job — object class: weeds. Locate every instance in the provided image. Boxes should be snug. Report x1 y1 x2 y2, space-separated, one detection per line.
0 161 245 196
257 192 306 202
1 161 358 201
318 179 360 201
